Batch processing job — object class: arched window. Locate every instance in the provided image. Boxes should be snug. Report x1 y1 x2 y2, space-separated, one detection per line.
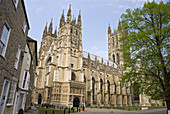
113 54 115 62
45 57 51 86
46 57 51 65
84 75 86 83
92 77 95 103
100 79 103 104
117 53 120 64
114 82 116 94
107 80 110 102
70 28 73 34
100 79 103 93
120 83 122 94
71 72 76 81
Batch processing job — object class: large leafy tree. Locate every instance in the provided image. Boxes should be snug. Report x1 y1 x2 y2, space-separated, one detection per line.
120 1 170 110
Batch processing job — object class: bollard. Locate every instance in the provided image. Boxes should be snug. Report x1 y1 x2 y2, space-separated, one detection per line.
73 108 74 113
79 108 80 112
53 110 54 114
45 110 47 114
83 106 84 111
77 107 78 112
64 109 65 114
68 108 70 113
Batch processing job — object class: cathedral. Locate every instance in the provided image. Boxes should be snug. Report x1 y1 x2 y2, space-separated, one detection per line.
32 5 163 107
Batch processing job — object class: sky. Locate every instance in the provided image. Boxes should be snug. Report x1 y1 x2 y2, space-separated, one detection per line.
24 0 168 60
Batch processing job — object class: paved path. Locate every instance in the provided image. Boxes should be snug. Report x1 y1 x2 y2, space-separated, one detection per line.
25 106 39 114
23 106 167 114
71 108 167 114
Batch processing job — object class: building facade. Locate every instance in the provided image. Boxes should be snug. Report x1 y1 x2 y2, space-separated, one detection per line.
0 0 37 114
33 5 163 107
25 37 37 111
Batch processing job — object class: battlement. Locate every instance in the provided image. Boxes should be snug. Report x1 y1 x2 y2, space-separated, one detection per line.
82 51 119 69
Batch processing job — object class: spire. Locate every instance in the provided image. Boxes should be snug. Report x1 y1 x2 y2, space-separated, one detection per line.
72 15 76 24
43 23 47 38
60 10 65 28
54 26 57 37
67 4 71 23
74 17 76 24
118 20 122 31
108 24 111 34
48 18 53 35
77 10 81 27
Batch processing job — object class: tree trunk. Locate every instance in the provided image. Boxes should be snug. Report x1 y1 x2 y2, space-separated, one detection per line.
166 100 170 114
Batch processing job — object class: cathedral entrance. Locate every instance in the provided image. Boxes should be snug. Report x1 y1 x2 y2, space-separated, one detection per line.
38 94 42 105
73 97 80 107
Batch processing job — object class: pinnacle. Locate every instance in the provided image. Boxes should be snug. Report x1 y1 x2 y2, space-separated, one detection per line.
48 18 53 35
67 4 71 22
108 24 111 34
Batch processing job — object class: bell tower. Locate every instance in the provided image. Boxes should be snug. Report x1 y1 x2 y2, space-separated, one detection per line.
56 5 83 82
108 21 123 66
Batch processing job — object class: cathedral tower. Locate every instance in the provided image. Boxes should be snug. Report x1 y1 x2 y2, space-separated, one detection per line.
108 21 123 66
34 5 85 106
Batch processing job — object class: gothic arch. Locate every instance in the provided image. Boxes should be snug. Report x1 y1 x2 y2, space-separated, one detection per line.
71 72 76 81
38 94 42 105
73 97 80 107
92 77 95 104
45 55 52 65
107 80 110 103
84 75 86 83
100 79 103 104
114 82 116 94
117 53 120 64
113 54 115 62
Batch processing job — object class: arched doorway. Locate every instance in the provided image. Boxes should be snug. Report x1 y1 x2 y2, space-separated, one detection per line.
100 79 103 104
38 94 42 105
107 80 110 104
92 77 95 104
73 97 80 107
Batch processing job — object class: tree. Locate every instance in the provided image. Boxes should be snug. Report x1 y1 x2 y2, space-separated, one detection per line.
120 1 170 111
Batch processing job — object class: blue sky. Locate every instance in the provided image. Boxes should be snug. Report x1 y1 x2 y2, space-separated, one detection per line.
25 0 168 60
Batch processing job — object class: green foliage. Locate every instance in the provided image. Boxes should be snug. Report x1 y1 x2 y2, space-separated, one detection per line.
90 106 166 110
120 0 170 102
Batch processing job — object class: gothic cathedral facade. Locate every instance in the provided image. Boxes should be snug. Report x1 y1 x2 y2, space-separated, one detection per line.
33 5 163 107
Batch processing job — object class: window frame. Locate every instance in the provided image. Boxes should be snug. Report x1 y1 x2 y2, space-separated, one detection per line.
6 77 18 106
0 21 11 57
0 79 10 113
14 45 21 69
21 70 30 90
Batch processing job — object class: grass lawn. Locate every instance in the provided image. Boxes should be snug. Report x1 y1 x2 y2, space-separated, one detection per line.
88 106 166 111
38 107 78 114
